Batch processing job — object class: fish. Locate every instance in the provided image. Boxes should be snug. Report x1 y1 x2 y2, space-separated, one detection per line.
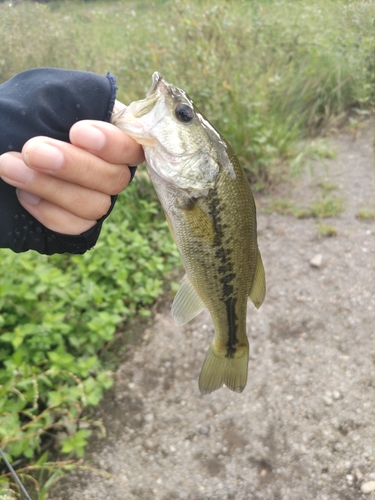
112 72 266 395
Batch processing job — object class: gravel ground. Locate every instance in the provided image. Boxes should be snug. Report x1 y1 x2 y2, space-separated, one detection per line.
58 123 375 500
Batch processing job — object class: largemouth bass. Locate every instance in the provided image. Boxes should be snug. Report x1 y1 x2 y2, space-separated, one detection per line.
112 72 266 395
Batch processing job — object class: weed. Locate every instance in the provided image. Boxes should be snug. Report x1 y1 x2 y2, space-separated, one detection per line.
318 224 338 237
265 192 344 220
310 197 345 219
356 208 375 220
264 199 295 216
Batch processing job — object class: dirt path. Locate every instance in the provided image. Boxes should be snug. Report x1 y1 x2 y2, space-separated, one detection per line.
59 123 375 500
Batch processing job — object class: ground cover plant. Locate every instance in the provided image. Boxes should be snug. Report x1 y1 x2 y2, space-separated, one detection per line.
1 0 375 496
0 177 180 497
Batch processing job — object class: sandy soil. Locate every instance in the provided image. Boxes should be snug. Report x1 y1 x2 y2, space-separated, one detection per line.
58 123 375 500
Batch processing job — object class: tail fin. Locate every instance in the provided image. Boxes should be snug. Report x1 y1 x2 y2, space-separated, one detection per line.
198 343 249 395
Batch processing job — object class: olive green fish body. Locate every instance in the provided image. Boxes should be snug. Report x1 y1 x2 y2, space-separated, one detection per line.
112 72 266 394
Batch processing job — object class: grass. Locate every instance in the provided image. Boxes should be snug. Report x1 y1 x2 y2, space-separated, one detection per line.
1 0 375 496
264 181 345 233
311 197 344 219
1 0 375 184
356 208 375 220
265 195 345 220
318 224 338 237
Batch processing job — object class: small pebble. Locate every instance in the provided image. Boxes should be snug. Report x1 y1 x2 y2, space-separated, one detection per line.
310 253 323 268
361 481 375 494
198 425 210 435
323 395 333 406
355 468 363 480
143 439 154 449
346 474 354 484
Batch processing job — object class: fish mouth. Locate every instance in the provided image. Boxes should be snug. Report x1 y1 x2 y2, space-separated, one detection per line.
128 72 169 118
146 72 169 97
111 72 167 146
146 71 163 96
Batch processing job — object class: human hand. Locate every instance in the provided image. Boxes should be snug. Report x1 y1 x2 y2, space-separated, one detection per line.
0 119 144 235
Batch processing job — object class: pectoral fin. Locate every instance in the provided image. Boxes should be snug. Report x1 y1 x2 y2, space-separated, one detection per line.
165 211 177 245
172 274 206 326
249 250 266 309
180 202 216 244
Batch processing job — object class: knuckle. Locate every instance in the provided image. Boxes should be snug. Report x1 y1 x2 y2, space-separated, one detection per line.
106 167 131 195
94 195 112 218
68 191 111 220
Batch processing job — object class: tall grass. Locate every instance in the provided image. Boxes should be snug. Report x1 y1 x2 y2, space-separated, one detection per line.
1 0 375 183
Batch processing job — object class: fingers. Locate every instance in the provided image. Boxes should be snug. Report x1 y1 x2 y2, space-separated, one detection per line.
0 120 145 235
70 120 145 166
17 188 97 235
21 121 144 195
22 136 131 196
0 152 112 220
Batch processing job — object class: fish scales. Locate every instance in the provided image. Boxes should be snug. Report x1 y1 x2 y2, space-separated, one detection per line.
112 72 266 395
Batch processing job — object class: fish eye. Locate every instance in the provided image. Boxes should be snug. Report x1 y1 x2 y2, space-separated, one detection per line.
175 103 194 123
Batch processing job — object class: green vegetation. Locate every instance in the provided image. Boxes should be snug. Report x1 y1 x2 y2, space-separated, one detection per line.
265 181 345 227
1 0 375 496
318 224 338 238
265 195 344 220
1 0 375 183
356 208 375 220
0 178 179 496
310 196 344 219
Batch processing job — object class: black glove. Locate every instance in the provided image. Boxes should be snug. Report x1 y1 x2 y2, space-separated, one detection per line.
0 68 136 254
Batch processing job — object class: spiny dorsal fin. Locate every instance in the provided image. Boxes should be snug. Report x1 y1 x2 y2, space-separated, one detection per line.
172 274 206 326
249 250 266 309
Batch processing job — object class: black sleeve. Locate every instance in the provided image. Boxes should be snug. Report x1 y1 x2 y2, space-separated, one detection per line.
0 68 135 255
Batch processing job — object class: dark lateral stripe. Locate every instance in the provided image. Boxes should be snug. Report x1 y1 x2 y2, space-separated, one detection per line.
220 272 236 296
208 192 239 357
224 296 238 357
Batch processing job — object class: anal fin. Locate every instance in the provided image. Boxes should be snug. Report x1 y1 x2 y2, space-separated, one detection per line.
172 274 206 326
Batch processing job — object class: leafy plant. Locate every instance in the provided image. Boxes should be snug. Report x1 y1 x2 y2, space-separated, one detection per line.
0 177 180 496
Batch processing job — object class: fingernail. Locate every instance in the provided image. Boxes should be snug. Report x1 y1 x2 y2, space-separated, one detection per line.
17 189 40 206
72 123 106 151
0 155 34 184
25 141 64 171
